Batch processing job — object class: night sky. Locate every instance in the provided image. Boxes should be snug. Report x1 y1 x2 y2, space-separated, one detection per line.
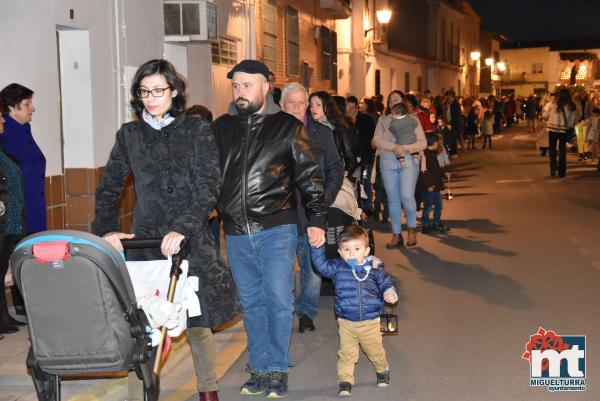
470 0 600 43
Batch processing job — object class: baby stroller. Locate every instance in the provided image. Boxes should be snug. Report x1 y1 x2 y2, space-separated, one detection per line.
10 230 189 401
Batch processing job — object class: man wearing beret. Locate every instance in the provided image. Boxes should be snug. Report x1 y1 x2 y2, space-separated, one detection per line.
213 60 327 398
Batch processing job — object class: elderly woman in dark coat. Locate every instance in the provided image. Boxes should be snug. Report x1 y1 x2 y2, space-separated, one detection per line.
92 59 239 401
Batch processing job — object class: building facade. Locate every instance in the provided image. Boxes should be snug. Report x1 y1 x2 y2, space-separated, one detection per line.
0 0 165 232
500 40 600 97
336 0 480 100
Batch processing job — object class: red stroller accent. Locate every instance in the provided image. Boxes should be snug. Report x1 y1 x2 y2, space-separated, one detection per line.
10 230 189 401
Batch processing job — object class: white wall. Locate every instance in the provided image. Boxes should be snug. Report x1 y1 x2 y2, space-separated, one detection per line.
0 0 163 174
58 29 95 168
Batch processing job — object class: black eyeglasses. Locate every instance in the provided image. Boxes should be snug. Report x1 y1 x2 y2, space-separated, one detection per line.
137 87 171 98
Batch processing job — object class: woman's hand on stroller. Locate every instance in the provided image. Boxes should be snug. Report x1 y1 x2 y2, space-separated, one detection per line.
138 294 182 330
161 231 185 258
103 232 135 251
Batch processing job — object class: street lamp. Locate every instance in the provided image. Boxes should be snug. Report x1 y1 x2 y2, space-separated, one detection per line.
496 61 506 72
470 51 481 62
376 9 392 24
485 57 494 67
364 9 393 39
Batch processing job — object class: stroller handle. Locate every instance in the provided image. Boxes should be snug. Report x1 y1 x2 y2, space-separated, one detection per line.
121 238 191 260
121 238 163 249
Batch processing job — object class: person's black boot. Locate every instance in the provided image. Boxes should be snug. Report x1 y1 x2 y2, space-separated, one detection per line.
298 315 315 333
0 318 19 334
5 314 26 326
0 298 21 333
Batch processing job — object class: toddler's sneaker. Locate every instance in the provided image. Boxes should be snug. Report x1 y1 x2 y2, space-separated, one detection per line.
240 368 268 395
376 371 390 387
266 372 288 398
338 382 352 397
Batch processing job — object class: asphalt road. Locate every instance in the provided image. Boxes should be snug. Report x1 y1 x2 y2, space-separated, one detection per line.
211 127 600 401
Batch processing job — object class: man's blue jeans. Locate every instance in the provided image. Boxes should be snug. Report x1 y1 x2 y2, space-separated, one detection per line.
422 190 442 226
227 224 298 373
379 155 419 234
295 233 321 319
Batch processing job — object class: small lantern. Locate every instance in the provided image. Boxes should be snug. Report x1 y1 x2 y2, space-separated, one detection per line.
380 304 398 335
443 174 453 200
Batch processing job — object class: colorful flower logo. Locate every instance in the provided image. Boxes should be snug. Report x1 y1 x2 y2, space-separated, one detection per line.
522 327 570 372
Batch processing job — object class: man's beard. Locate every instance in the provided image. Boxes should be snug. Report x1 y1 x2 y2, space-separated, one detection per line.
235 96 264 116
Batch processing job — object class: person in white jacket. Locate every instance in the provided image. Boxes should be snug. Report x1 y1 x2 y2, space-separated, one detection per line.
542 89 577 178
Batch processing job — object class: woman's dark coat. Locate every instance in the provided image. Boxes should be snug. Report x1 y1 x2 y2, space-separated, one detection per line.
92 115 240 328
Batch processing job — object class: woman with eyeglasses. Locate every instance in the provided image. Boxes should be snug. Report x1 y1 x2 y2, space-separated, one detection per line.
92 59 239 401
372 90 426 248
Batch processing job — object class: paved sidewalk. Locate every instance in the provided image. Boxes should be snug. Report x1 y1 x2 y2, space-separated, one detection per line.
0 311 246 401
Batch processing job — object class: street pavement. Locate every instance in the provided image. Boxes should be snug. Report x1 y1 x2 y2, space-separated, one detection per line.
211 126 600 401
1 125 599 401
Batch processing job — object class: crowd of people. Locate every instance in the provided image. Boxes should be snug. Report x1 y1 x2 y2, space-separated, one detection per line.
2 57 599 400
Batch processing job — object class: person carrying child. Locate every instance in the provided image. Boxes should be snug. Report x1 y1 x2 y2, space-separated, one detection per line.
388 103 418 166
418 133 450 234
310 225 398 397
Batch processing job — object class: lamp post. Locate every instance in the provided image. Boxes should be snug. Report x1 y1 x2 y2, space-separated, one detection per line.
364 7 392 43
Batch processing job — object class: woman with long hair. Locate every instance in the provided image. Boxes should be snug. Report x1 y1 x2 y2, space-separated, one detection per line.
309 91 358 176
543 88 577 178
92 59 239 401
372 90 426 248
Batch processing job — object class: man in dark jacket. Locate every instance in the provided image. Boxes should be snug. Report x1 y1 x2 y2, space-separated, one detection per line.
214 60 327 398
444 90 462 156
281 83 344 334
346 95 376 216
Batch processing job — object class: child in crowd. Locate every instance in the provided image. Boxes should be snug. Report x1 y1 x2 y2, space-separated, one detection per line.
389 103 418 165
586 108 600 173
418 133 450 234
465 105 480 149
481 110 494 149
310 225 398 397
435 116 451 153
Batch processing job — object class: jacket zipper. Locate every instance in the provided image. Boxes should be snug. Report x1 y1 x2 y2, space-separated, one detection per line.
241 116 252 234
358 281 363 320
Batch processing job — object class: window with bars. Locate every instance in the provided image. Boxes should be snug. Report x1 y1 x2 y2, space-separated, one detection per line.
320 26 331 80
286 6 300 76
261 0 277 73
211 37 237 65
331 30 338 91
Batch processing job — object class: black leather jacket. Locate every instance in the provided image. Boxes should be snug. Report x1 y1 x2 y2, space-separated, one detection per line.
333 124 359 175
214 103 326 236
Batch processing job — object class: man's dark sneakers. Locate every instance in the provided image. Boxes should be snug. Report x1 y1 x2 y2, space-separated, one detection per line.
266 372 288 398
240 368 268 395
298 315 315 333
376 371 390 387
433 222 450 233
338 382 352 397
421 225 434 235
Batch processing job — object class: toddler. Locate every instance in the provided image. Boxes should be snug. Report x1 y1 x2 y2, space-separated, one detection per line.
311 225 398 397
389 103 418 164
